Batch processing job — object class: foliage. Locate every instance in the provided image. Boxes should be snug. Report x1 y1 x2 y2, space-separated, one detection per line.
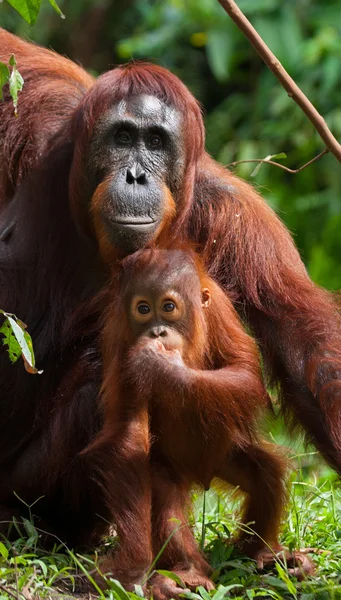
0 453 340 599
0 310 42 374
0 54 24 115
111 0 341 291
0 2 340 596
1 0 339 289
3 0 64 25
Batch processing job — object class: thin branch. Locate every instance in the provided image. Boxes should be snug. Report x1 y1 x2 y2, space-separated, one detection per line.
0 582 21 600
217 0 341 164
227 148 329 174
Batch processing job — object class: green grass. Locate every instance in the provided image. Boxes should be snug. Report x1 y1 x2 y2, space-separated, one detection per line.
0 448 340 600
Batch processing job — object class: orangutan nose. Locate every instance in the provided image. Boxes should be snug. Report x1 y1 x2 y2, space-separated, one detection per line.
126 163 147 184
150 326 167 338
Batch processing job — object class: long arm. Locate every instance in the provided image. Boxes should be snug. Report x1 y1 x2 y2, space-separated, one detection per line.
193 153 341 471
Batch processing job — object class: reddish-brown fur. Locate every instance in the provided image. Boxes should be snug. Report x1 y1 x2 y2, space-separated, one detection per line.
95 247 313 593
0 27 337 593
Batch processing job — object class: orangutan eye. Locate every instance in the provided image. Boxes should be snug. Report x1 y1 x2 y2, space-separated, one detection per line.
116 130 132 145
137 303 151 315
162 301 176 313
149 134 162 149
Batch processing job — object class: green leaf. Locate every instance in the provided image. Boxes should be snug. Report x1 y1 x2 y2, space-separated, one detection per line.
214 584 243 599
133 584 145 598
5 315 37 372
8 55 24 116
33 559 48 577
22 517 38 540
0 62 10 101
275 563 297 595
155 570 185 588
9 555 28 566
0 542 9 560
48 0 65 19
196 586 211 600
0 311 42 374
5 0 42 25
0 319 21 364
251 152 287 177
107 579 131 600
269 152 287 160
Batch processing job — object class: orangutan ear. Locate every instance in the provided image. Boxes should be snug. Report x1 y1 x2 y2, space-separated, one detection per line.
201 288 211 309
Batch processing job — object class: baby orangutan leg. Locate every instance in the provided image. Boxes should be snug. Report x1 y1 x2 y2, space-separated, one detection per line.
218 443 314 579
150 463 214 600
87 416 153 591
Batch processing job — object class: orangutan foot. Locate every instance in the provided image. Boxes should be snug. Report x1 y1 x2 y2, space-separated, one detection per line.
150 567 215 600
255 547 315 581
90 555 150 593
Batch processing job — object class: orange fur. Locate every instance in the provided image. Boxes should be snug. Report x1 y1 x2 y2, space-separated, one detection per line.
0 28 327 592
96 248 312 590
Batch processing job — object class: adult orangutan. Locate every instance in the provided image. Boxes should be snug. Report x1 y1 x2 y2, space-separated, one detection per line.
95 246 313 595
0 26 339 590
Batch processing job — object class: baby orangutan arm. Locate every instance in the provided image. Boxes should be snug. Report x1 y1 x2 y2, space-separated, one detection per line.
127 337 269 432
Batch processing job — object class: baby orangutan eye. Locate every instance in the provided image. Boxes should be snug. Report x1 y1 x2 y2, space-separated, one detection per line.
137 303 151 315
162 302 176 313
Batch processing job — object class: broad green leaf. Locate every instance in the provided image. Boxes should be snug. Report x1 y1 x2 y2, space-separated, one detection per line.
32 559 48 577
196 586 211 600
5 0 42 25
0 62 10 101
155 570 185 588
214 584 243 599
107 578 131 600
5 315 37 372
0 542 9 560
0 319 21 364
0 311 42 374
9 556 28 566
8 55 24 116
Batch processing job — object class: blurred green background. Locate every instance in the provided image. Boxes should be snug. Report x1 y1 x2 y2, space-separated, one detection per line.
2 0 341 290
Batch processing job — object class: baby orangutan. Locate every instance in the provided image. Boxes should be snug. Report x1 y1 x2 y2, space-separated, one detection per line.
95 247 313 597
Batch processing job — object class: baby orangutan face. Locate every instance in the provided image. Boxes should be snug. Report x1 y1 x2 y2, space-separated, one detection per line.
130 289 187 353
124 255 211 356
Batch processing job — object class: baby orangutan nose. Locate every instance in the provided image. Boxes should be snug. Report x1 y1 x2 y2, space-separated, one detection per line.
149 326 167 338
